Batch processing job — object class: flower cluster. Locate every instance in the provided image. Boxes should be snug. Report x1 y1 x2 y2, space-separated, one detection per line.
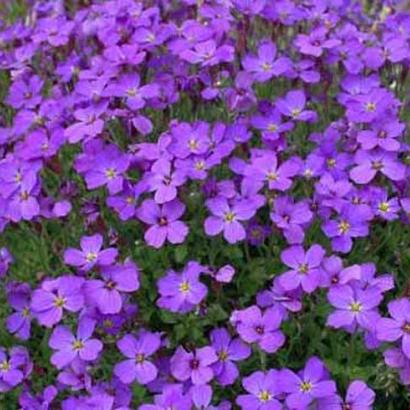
0 0 409 408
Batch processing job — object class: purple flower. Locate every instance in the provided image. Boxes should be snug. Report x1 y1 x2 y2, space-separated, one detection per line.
157 261 207 313
7 172 40 222
350 150 406 184
85 261 139 314
318 380 375 409
49 317 103 369
244 152 300 192
204 196 256 244
0 247 12 278
170 346 218 385
180 40 234 67
103 74 159 110
210 328 251 385
278 244 325 293
234 306 285 353
114 330 161 385
139 385 192 410
251 108 294 142
6 283 32 340
0 346 32 393
270 196 313 244
327 284 382 332
6 75 43 109
275 90 317 122
377 298 410 359
137 199 188 249
357 119 403 151
279 357 337 409
64 234 118 272
64 103 106 144
236 370 282 410
31 276 84 327
242 40 291 82
294 27 340 57
83 145 130 195
322 205 370 253
146 159 187 204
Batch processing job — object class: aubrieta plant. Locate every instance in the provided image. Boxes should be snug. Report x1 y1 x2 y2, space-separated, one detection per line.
0 0 410 408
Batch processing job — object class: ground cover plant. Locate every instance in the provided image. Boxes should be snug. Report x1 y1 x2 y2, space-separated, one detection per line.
0 0 410 408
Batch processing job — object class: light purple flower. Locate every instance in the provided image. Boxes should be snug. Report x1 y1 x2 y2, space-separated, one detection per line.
114 330 161 385
64 234 118 272
31 276 84 327
157 261 207 313
210 328 251 385
235 306 285 353
49 317 103 369
278 244 325 293
170 346 218 385
137 199 188 249
204 196 256 244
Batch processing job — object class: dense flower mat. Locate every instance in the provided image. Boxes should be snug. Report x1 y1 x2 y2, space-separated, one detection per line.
0 0 410 408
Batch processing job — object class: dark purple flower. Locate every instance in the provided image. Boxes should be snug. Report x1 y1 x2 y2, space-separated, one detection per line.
170 345 218 385
137 199 188 249
234 306 285 353
85 261 139 314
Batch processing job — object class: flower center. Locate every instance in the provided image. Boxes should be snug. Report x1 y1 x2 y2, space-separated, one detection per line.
190 359 200 369
103 319 113 328
298 263 309 274
338 220 350 234
54 296 66 308
179 281 190 293
300 381 313 393
195 160 205 170
72 340 85 351
371 160 383 170
0 360 10 372
219 350 228 361
85 252 98 262
267 171 278 181
261 62 271 72
105 168 117 180
22 307 30 317
255 325 265 335
136 353 145 363
105 280 117 290
258 390 272 402
291 108 301 118
224 212 236 223
267 123 277 132
402 323 410 333
365 102 376 112
349 301 362 313
159 217 168 226
188 138 198 150
20 191 29 201
327 158 336 168
126 87 138 97
378 202 390 212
